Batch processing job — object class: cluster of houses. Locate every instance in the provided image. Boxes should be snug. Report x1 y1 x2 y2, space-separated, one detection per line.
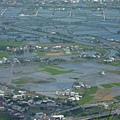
0 57 7 64
1 44 119 66
71 52 102 60
0 44 87 64
56 82 91 101
0 88 67 120
6 46 28 53
104 57 115 63
50 115 65 120
4 44 84 55
1 0 118 5
0 89 28 119
73 82 91 89
0 57 20 64
30 113 65 120
56 88 83 101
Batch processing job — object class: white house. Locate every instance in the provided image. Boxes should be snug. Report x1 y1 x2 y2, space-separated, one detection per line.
0 90 5 97
0 60 3 64
0 106 6 111
18 90 26 94
51 115 65 120
13 94 25 100
2 57 7 63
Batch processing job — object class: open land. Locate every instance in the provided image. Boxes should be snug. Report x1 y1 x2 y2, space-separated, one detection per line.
0 0 120 120
0 2 120 101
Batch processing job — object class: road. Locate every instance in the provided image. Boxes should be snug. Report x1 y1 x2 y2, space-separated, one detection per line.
56 102 120 120
1 8 7 16
58 104 120 120
75 109 120 120
58 102 112 114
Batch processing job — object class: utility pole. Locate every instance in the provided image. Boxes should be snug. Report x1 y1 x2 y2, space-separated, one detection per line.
5 62 14 93
103 8 106 21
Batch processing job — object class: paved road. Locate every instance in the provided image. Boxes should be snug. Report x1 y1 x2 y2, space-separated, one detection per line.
55 102 120 120
75 109 120 120
57 103 103 114
59 106 120 120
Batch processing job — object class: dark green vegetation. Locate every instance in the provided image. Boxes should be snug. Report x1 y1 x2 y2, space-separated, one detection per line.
64 106 105 118
108 115 120 120
100 114 120 120
114 96 120 101
0 113 13 120
63 105 120 120
0 39 24 57
77 86 98 105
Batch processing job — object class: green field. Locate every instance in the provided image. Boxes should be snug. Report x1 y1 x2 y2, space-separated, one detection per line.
46 77 56 81
13 78 29 84
78 96 94 105
36 51 46 56
77 86 98 105
101 83 120 88
107 70 120 75
94 49 107 55
0 39 23 47
13 77 47 85
47 65 63 69
101 84 114 88
0 113 13 120
112 83 120 86
41 66 74 75
108 60 120 66
0 51 13 58
72 44 92 49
